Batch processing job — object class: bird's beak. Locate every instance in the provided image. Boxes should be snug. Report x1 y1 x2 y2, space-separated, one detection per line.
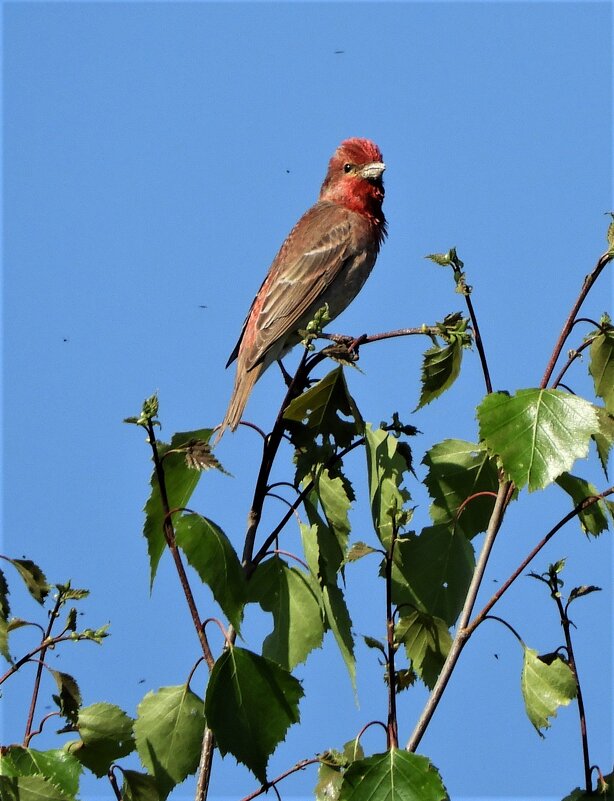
359 161 386 181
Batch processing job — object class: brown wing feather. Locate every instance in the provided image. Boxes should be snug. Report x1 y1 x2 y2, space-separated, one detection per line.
227 202 354 371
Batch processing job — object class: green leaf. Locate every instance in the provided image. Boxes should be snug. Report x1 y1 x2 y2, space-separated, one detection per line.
122 770 161 801
174 514 246 631
345 542 378 562
478 389 600 491
50 671 81 724
395 611 452 690
284 367 363 446
0 747 81 799
365 426 412 549
67 702 135 778
521 647 577 736
134 685 205 799
423 440 500 538
322 584 356 691
247 556 324 669
205 647 303 784
555 473 610 536
315 467 353 549
567 585 601 605
339 749 448 801
8 559 49 604
417 339 464 409
315 741 364 801
590 330 614 413
143 429 213 586
0 775 73 801
0 568 10 662
303 496 345 582
391 526 475 627
594 407 614 478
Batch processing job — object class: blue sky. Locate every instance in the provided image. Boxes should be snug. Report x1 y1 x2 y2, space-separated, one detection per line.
3 2 613 799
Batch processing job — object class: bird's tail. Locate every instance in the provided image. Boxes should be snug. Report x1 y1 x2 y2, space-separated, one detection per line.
215 362 263 443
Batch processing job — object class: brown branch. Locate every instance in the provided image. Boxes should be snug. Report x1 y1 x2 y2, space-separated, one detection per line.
541 250 612 388
406 480 512 751
23 592 63 744
146 420 215 670
464 292 493 394
239 757 321 801
465 487 614 637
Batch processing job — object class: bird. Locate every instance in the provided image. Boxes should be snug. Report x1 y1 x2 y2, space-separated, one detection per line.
217 137 387 439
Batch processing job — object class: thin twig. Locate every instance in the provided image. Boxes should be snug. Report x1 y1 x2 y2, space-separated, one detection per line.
464 292 493 394
541 250 612 388
466 488 614 637
551 337 597 389
406 480 512 752
23 592 63 744
107 767 124 801
239 757 321 801
146 421 215 670
551 587 592 792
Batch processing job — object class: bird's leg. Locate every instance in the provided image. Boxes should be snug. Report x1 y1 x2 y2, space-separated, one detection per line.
277 359 294 387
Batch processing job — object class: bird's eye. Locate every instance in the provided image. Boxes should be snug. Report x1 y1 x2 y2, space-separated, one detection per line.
343 163 353 173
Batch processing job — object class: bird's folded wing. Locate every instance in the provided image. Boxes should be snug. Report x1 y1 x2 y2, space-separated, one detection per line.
228 204 355 371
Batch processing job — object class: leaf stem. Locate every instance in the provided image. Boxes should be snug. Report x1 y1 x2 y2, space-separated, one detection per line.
239 757 320 801
541 250 612 388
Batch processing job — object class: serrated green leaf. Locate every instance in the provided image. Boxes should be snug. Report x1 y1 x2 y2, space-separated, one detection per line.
67 702 135 778
556 473 610 536
423 440 500 538
143 429 213 587
478 389 600 491
521 647 577 736
0 568 10 662
174 514 246 631
365 426 412 549
134 685 205 799
590 331 614 413
122 770 161 801
303 496 345 582
8 559 49 604
363 635 386 656
315 467 353 549
345 542 378 562
283 367 363 446
247 556 324 669
417 339 464 409
0 775 73 801
315 741 365 801
594 407 614 478
0 747 81 798
339 749 448 801
395 611 452 690
568 585 601 605
322 584 356 691
391 526 475 627
50 671 81 724
205 647 303 784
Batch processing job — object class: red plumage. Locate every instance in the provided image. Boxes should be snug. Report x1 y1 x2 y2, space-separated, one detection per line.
218 138 386 438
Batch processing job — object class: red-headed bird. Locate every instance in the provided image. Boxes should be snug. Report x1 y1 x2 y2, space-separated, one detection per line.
218 138 386 438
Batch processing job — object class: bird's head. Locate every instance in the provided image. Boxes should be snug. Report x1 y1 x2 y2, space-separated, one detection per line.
319 138 386 225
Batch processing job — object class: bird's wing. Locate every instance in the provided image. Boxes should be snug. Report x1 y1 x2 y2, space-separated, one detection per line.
227 203 356 370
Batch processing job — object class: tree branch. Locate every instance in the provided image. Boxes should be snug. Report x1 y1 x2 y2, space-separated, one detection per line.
541 250 612 388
